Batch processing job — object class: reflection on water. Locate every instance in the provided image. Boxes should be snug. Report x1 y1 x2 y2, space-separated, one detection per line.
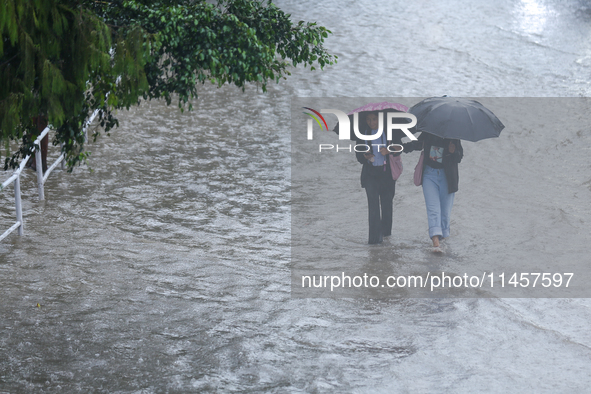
515 0 554 36
1 0 591 391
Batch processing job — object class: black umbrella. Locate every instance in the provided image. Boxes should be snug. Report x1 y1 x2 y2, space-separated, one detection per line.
408 97 505 142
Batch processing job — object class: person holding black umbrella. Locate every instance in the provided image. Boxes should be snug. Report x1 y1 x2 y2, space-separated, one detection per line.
406 97 504 252
404 133 463 252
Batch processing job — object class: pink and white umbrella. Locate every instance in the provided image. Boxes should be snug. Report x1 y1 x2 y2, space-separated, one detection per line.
334 102 410 140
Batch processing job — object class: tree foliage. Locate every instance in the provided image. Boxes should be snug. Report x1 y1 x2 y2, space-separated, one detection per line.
0 0 336 170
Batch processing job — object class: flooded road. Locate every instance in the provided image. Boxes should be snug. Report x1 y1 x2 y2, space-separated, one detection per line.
2 0 591 392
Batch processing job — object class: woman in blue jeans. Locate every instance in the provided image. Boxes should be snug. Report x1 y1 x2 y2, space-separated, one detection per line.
405 133 463 252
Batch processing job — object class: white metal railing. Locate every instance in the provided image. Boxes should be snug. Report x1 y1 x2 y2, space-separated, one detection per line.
0 110 98 240
0 156 28 241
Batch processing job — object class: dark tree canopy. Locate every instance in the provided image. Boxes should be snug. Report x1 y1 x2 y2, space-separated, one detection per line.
0 0 336 170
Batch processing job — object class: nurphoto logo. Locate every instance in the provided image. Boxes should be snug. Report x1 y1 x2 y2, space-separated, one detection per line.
303 107 418 153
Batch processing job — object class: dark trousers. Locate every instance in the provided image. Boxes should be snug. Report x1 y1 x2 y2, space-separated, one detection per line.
364 166 396 244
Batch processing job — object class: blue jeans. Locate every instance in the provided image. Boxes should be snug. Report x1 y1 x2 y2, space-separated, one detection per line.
422 166 455 239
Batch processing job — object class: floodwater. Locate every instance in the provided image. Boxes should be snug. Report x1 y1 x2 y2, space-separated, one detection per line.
2 0 591 392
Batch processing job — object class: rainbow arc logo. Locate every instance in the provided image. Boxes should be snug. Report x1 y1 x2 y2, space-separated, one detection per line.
303 107 328 131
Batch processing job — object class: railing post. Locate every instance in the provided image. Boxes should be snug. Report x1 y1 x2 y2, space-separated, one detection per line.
36 147 44 200
14 174 24 235
61 142 65 170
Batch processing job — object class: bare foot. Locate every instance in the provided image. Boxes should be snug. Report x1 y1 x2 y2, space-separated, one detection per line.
431 236 440 247
432 246 444 254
